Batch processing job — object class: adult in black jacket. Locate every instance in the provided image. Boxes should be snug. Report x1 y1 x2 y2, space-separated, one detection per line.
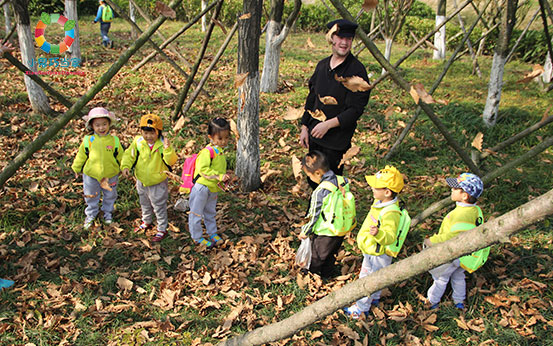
300 19 371 188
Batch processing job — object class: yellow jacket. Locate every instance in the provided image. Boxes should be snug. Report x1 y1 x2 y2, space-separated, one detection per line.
72 134 122 181
194 145 227 192
120 136 177 186
357 199 401 256
430 203 481 244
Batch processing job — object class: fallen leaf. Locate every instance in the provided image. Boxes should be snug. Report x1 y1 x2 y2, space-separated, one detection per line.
335 75 371 92
239 13 251 20
409 83 435 104
173 116 186 132
202 272 211 285
308 109 326 122
362 0 379 11
283 106 303 121
29 181 39 192
229 119 239 140
471 132 484 151
235 72 249 88
306 37 315 48
100 178 112 191
163 76 177 95
517 64 544 83
338 145 360 168
212 18 227 34
117 277 133 291
540 105 551 122
319 95 338 105
325 23 338 44
455 317 470 330
292 155 302 180
337 325 359 340
155 1 176 19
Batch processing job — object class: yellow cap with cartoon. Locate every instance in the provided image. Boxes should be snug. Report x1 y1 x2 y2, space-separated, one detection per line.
139 113 163 131
365 165 404 193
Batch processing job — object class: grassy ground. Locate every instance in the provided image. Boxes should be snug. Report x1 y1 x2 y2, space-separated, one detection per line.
1 14 552 346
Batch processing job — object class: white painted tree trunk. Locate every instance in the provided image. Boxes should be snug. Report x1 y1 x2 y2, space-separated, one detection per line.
482 53 506 127
129 0 138 39
433 15 446 60
16 23 51 113
3 3 11 35
381 37 393 76
543 51 552 84
260 20 282 93
201 0 207 32
64 0 80 60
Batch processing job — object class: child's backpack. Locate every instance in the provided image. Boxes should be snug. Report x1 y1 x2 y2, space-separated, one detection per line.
131 136 173 172
84 134 121 164
317 176 357 236
101 4 113 22
377 203 411 258
179 146 216 193
456 206 489 273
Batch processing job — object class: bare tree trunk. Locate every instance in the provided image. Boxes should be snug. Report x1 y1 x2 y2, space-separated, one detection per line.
12 0 50 114
129 0 138 39
237 0 262 191
218 188 553 346
544 51 552 84
381 37 393 75
538 0 553 84
201 0 207 32
3 3 11 36
260 0 301 93
64 0 80 61
433 0 446 60
483 0 518 127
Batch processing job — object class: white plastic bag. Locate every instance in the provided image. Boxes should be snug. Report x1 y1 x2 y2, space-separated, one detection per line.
174 198 189 212
295 238 312 269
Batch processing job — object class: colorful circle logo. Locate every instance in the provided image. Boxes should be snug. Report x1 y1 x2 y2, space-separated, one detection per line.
34 12 76 54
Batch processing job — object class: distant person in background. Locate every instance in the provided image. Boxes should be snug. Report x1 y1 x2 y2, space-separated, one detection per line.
93 0 114 48
299 19 371 189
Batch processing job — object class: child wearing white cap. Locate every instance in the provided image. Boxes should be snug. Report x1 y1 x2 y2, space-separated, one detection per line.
424 173 484 310
72 107 122 229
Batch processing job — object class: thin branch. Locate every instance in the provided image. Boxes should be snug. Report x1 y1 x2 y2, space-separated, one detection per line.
538 0 553 68
506 8 540 63
2 22 16 44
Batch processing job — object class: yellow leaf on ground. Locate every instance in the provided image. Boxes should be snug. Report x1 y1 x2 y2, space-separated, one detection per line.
202 272 211 285
319 95 338 105
455 317 470 330
306 37 315 48
173 116 186 132
292 155 302 180
338 145 360 168
235 72 249 88
540 106 551 123
471 132 484 151
283 106 303 121
117 277 134 291
362 0 379 11
335 75 371 92
308 109 326 122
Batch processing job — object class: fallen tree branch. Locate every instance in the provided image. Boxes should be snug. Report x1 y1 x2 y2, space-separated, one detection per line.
0 0 183 187
218 187 553 345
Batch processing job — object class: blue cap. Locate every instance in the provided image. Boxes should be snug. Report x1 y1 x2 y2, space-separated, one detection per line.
446 173 483 198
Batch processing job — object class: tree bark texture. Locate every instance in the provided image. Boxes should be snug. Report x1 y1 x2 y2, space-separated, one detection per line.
219 188 553 346
0 0 182 187
381 37 393 75
129 0 138 39
236 0 262 191
3 3 11 36
64 0 80 61
260 0 301 93
12 0 50 114
433 0 446 60
201 0 207 32
482 0 518 127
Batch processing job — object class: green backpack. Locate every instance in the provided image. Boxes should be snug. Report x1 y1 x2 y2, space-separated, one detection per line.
378 203 411 258
454 206 489 273
316 176 357 236
101 4 113 22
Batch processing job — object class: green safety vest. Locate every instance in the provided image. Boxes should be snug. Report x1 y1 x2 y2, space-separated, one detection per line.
452 206 490 273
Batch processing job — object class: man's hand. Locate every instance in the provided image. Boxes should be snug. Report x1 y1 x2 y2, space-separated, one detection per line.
299 125 309 149
369 225 379 236
310 121 331 139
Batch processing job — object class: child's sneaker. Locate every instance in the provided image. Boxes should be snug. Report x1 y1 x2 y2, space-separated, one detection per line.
104 219 113 225
134 221 153 233
371 299 380 307
0 278 14 289
343 305 368 319
84 218 95 230
430 303 439 310
455 302 465 310
151 230 168 242
196 238 212 248
209 234 223 246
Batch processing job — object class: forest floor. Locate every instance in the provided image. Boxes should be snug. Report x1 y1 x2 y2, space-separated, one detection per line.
0 14 552 346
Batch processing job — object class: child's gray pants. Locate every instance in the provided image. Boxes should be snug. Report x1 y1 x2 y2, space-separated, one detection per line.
136 179 168 232
427 258 466 305
188 183 218 242
356 253 392 312
83 174 118 222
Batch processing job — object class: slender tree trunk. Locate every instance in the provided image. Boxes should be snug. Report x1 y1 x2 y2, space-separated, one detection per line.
129 0 138 39
433 0 446 60
381 37 393 75
3 3 11 36
544 51 552 84
483 0 518 127
64 0 80 61
218 188 553 346
237 0 262 191
201 0 207 32
260 0 301 93
12 0 50 114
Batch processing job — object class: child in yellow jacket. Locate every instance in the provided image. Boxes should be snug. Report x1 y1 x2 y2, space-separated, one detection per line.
72 107 122 229
121 114 177 242
344 165 404 319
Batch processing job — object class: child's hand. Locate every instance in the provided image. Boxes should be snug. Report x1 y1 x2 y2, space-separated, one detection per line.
424 238 433 247
222 173 231 182
369 225 379 236
121 168 129 178
164 137 171 149
298 233 307 240
74 172 79 179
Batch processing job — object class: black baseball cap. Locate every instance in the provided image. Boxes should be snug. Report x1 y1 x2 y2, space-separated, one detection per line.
326 19 358 38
